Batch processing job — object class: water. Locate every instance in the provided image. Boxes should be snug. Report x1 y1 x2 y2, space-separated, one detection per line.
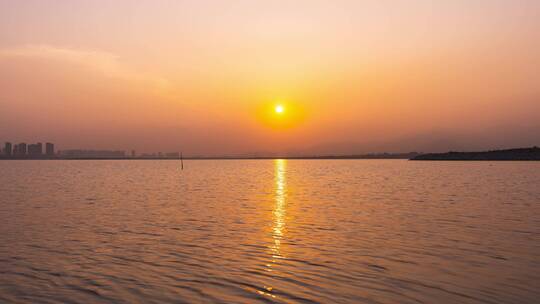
0 160 538 303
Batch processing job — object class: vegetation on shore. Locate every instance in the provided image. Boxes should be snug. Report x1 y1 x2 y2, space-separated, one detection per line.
412 147 540 161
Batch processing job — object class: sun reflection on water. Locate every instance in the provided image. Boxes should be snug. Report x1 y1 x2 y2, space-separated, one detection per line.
258 159 288 299
269 159 287 267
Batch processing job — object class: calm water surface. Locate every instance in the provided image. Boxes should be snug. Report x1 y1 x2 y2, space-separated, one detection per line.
0 160 538 303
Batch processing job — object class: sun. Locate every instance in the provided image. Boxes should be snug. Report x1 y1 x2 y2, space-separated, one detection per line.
256 100 306 129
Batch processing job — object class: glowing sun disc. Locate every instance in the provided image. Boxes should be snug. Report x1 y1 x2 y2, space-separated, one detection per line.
275 105 284 113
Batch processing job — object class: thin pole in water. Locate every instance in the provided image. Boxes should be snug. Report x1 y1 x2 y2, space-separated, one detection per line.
181 152 184 170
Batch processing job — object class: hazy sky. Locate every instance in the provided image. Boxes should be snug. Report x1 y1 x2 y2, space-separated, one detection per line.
1 0 539 155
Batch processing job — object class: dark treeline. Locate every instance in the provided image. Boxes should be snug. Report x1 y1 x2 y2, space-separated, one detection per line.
412 147 540 161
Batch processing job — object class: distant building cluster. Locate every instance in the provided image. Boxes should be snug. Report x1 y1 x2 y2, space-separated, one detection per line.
1 141 181 160
58 150 126 159
139 152 180 159
57 150 180 159
1 142 55 159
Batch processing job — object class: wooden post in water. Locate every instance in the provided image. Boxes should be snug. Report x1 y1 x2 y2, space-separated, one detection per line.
181 152 184 170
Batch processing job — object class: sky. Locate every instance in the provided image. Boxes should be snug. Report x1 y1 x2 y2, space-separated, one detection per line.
1 0 539 155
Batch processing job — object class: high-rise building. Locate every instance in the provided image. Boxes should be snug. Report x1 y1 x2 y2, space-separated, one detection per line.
46 143 54 156
28 143 43 157
18 143 27 156
4 142 12 157
27 144 35 155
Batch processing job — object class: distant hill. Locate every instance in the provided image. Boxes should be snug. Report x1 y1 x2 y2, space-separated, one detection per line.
411 147 540 161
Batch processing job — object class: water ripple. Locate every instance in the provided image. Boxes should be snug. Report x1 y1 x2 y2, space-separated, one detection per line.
0 160 539 303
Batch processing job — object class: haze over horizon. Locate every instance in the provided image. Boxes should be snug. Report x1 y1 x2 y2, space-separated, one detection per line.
1 0 539 155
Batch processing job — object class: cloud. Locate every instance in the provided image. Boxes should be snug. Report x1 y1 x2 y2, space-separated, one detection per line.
0 45 171 92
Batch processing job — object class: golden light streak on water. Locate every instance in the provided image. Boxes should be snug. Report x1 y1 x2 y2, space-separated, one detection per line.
269 159 287 269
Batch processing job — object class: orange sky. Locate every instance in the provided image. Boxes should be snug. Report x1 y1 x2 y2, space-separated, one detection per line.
1 1 539 155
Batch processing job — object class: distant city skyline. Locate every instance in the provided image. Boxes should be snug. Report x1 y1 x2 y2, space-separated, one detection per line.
0 140 187 159
2 141 54 158
0 138 423 159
